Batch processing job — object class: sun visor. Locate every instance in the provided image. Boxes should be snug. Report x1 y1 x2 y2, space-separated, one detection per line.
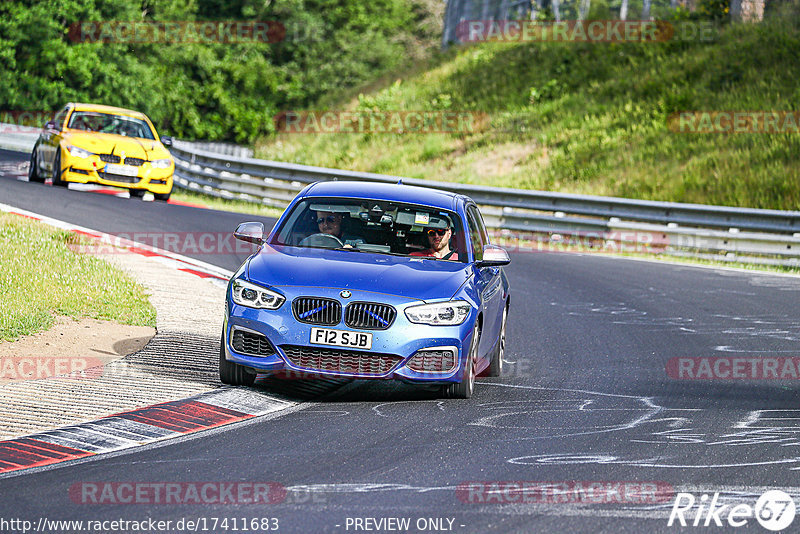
309 204 358 215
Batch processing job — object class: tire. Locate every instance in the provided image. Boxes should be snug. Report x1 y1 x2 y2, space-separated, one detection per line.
28 148 44 183
129 189 146 199
153 191 171 202
442 324 479 399
219 331 256 386
487 305 507 377
51 151 67 187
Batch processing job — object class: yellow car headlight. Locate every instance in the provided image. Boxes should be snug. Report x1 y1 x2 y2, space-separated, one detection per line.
150 158 172 169
67 145 93 159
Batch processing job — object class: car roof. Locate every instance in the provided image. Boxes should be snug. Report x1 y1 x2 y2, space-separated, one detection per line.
68 103 148 119
302 180 470 211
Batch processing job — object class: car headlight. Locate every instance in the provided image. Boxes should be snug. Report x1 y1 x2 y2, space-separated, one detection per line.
150 158 172 169
67 145 93 159
231 279 285 310
405 300 471 326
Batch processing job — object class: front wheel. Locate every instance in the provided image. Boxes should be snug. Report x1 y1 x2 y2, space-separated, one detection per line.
219 331 256 386
487 305 507 377
51 151 67 187
28 149 44 183
153 191 171 202
128 189 145 199
442 324 479 399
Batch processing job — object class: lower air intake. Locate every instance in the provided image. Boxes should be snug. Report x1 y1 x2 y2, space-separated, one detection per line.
406 349 458 373
232 329 274 357
281 345 402 376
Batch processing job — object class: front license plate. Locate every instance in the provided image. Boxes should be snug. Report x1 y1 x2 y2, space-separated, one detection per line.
310 327 372 350
104 163 139 177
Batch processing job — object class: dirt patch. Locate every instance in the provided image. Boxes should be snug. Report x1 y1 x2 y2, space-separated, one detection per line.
0 316 155 384
472 142 540 178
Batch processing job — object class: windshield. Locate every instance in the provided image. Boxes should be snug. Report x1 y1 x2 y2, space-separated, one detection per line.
67 111 156 140
271 197 467 262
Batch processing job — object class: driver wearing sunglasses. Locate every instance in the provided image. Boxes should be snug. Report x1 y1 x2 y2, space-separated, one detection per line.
410 224 459 260
314 210 363 248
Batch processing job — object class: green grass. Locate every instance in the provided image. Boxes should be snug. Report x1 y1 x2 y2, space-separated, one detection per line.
255 5 800 210
0 213 156 341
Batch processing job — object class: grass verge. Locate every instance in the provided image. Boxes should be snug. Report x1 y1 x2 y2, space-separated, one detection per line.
0 213 157 342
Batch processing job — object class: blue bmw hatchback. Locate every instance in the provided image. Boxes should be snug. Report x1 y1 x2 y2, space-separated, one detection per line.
220 180 510 398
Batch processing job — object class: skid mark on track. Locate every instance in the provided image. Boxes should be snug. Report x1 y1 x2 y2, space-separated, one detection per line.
372 401 446 418
550 299 800 353
478 384 800 472
468 385 662 438
510 454 800 470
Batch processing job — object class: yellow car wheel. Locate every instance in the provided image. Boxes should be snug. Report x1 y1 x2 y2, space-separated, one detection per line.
51 152 68 188
28 149 45 184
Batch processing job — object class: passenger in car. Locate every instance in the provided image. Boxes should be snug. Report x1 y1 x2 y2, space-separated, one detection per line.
410 224 459 260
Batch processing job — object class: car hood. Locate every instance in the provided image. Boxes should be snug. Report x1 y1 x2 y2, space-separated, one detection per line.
246 244 471 302
63 131 170 159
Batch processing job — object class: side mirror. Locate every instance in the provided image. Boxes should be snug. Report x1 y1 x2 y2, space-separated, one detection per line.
234 222 265 245
161 135 173 147
45 121 56 130
476 244 510 267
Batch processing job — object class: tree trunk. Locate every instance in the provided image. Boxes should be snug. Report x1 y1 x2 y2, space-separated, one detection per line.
642 0 651 19
620 0 629 20
579 0 591 20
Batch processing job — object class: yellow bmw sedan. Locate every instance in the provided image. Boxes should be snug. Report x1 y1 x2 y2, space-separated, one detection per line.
28 103 174 201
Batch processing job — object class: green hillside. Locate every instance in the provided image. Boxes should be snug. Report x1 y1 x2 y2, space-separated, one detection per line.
257 5 800 209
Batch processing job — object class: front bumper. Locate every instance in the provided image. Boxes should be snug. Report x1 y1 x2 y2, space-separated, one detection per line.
62 153 173 194
223 285 475 383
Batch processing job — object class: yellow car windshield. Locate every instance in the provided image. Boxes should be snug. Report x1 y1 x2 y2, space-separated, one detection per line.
67 111 156 140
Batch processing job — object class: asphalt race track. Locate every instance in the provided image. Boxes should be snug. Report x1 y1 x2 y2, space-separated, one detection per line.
1 148 799 533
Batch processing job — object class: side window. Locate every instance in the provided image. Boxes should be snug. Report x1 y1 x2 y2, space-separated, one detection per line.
466 206 486 261
473 206 490 245
52 108 68 130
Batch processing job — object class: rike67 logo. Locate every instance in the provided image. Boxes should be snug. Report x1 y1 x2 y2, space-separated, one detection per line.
668 490 796 531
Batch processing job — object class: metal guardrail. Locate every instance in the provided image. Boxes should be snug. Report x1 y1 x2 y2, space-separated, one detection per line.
0 125 796 267
2 123 795 266
170 140 800 267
